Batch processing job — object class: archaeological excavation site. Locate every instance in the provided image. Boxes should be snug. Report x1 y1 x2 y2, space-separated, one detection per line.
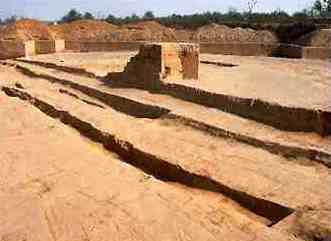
0 18 331 241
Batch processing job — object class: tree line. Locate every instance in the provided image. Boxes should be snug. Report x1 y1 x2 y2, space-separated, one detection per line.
1 0 330 28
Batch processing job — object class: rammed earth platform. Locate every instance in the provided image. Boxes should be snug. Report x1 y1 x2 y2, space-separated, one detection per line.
22 50 331 135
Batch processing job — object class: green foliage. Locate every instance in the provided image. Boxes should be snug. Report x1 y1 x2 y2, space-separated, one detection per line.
60 9 83 23
143 11 155 20
293 9 311 20
105 14 117 24
51 6 328 28
121 14 140 24
59 9 98 23
312 0 331 16
83 12 94 20
0 16 18 25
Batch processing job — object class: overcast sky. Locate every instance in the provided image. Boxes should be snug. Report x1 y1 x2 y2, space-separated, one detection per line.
1 0 314 20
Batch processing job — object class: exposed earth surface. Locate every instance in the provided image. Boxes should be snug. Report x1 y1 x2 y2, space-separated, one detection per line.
0 51 330 241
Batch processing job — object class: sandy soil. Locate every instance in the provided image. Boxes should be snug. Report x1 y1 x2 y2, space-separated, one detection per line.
27 52 331 110
13 57 331 154
1 90 272 241
0 65 304 241
197 54 331 110
26 52 137 76
1 51 331 241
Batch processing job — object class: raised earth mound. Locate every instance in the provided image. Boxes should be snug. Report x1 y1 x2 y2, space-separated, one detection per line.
5 19 330 46
49 19 119 41
49 20 178 42
49 20 279 43
117 21 177 42
195 23 279 43
0 19 53 41
296 29 331 47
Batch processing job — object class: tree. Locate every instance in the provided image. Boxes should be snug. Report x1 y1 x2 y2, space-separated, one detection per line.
248 0 258 14
225 7 243 21
292 9 311 20
60 9 82 23
83 12 94 20
312 0 331 15
2 16 18 24
313 0 323 15
121 13 140 24
143 11 155 20
130 13 140 21
105 14 117 24
270 8 290 22
328 0 331 11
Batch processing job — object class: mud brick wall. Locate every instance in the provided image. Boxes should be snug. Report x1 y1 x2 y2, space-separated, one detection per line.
277 44 303 58
180 45 200 79
108 42 143 51
63 41 330 60
64 41 81 52
302 47 331 59
200 43 280 56
161 43 199 80
35 40 55 55
121 43 199 89
65 41 143 52
0 40 36 59
0 41 26 59
161 83 331 136
200 42 331 60
24 40 36 57
55 40 65 52
122 44 163 89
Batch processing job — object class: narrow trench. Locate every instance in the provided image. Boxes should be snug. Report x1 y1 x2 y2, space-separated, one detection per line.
16 59 98 79
200 60 239 67
164 114 331 167
13 62 331 167
14 64 171 119
2 86 294 226
58 88 106 109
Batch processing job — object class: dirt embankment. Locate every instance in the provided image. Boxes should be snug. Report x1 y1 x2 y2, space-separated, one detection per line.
0 19 52 41
4 19 331 47
49 19 119 41
194 23 278 43
48 20 278 43
117 21 178 42
49 20 177 42
296 29 331 47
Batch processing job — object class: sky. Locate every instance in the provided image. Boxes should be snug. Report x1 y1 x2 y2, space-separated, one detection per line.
0 0 315 21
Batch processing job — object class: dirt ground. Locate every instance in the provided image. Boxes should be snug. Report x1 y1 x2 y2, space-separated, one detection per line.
1 51 331 241
27 51 331 110
296 29 331 48
3 89 281 241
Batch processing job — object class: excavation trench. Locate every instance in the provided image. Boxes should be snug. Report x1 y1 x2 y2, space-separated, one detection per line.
14 64 171 119
13 62 331 167
17 59 239 78
58 88 105 109
17 59 100 79
2 86 294 226
200 60 239 67
165 114 331 168
159 83 331 136
9 58 331 138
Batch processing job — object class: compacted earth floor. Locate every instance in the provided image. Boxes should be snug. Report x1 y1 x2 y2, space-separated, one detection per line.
25 51 331 110
0 52 330 241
